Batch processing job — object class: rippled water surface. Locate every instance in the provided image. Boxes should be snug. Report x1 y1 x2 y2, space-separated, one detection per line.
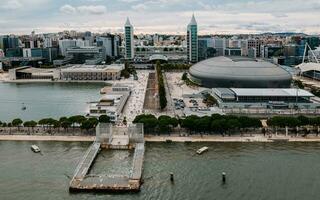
0 82 104 121
0 141 320 200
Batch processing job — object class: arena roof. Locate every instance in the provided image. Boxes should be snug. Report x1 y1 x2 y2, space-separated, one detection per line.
189 56 292 88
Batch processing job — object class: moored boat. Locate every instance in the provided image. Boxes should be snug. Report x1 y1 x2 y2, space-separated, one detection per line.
196 146 209 155
31 145 41 153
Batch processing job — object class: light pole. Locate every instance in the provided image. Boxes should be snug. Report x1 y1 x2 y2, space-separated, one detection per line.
38 61 43 68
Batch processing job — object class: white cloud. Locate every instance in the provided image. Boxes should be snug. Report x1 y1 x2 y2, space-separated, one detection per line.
1 0 23 10
119 0 140 2
132 3 147 11
60 4 76 14
60 4 106 15
77 5 106 15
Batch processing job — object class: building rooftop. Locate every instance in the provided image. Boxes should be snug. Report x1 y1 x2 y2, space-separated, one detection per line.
188 14 197 26
125 17 132 27
230 88 314 97
61 64 124 72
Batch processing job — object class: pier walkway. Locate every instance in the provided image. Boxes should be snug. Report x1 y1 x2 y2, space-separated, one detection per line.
69 123 145 192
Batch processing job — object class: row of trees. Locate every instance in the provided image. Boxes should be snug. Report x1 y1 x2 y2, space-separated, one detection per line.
133 114 262 135
133 114 178 134
161 63 191 71
0 115 111 133
181 72 200 87
180 114 262 135
156 61 167 110
267 116 320 128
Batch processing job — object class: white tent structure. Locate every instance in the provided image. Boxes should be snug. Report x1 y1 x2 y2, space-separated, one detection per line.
295 43 320 80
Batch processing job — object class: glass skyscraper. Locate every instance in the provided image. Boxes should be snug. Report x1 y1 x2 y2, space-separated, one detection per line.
187 14 198 63
124 17 134 59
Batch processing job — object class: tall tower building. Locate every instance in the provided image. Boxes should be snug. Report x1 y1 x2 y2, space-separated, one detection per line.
124 17 134 59
187 14 198 63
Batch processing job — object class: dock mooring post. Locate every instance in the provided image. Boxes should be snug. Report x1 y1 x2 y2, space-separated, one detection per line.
170 173 174 182
222 172 226 184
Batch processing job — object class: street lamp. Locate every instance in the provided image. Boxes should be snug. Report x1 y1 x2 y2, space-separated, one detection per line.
38 61 43 68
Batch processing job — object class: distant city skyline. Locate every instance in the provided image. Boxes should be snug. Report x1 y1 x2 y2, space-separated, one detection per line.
1 0 320 35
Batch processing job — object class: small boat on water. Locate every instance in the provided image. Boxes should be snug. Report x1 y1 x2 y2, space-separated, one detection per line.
31 145 41 153
196 146 209 155
21 103 26 110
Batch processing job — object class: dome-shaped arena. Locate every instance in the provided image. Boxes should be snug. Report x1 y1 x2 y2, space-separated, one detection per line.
189 57 292 88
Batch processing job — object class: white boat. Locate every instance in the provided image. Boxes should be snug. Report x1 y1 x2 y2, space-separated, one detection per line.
31 145 41 153
196 146 209 155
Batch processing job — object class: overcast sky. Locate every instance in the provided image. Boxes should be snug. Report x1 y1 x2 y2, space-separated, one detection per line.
1 0 320 35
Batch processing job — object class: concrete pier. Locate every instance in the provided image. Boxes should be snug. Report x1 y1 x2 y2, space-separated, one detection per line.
69 123 145 192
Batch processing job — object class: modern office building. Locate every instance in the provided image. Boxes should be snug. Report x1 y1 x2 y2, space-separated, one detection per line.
198 37 215 61
224 48 242 56
124 17 134 59
96 34 121 59
213 37 227 56
58 39 77 56
187 14 198 63
0 35 19 53
189 56 292 88
131 45 187 62
66 46 104 64
23 48 58 63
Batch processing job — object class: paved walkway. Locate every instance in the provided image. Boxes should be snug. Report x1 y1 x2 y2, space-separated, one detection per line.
1 134 320 142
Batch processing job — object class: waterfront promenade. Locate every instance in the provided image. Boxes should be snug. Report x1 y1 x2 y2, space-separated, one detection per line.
1 134 320 142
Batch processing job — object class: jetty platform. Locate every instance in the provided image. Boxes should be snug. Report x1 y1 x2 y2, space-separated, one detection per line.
69 123 145 192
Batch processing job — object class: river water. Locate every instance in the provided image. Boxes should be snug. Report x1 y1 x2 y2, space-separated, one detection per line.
0 141 320 200
0 82 104 122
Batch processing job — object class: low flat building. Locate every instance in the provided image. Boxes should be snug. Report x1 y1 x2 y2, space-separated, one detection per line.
60 64 124 81
9 66 59 80
88 84 131 121
212 88 320 109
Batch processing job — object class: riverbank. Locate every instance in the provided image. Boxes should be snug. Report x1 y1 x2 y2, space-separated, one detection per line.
1 134 320 142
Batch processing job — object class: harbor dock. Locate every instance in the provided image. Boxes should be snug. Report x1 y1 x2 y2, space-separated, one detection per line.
69 123 145 192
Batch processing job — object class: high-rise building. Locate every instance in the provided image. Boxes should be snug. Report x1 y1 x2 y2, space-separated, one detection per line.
97 34 121 59
187 14 198 63
198 37 215 61
213 37 226 56
0 35 19 54
58 39 76 56
124 17 134 59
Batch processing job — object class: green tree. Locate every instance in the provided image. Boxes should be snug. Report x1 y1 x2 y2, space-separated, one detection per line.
23 121 37 134
99 115 111 123
12 118 23 127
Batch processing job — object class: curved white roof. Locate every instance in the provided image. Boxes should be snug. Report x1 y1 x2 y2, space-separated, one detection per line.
295 62 320 73
149 54 168 61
